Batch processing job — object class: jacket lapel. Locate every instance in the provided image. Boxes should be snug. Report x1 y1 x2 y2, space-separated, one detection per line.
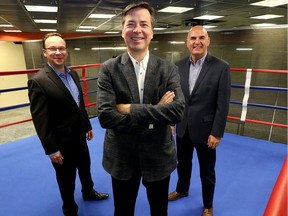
190 54 211 96
121 53 141 103
142 54 158 104
45 64 78 105
181 57 191 99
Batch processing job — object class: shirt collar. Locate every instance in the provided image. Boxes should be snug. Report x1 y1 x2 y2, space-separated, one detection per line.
190 53 207 66
48 63 70 76
128 52 149 70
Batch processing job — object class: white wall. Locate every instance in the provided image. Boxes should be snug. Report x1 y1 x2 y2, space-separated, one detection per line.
0 42 29 108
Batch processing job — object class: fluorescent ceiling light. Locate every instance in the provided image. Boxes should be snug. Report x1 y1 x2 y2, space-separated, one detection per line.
76 29 91 32
34 19 57 23
203 25 217 29
24 5 57 12
158 6 193 13
250 0 288 7
250 14 284 19
0 24 13 27
194 15 224 20
3 30 22 32
79 26 97 29
89 14 115 19
74 48 81 51
169 41 185 44
154 27 167 30
236 48 253 51
251 23 277 27
40 29 56 32
105 31 120 34
91 47 126 50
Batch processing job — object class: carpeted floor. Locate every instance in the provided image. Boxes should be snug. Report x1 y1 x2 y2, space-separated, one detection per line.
0 117 286 216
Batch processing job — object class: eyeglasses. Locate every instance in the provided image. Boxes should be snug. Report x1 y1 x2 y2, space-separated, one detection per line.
45 47 67 52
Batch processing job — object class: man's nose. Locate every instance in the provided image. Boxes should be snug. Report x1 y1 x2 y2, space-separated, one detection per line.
133 25 141 33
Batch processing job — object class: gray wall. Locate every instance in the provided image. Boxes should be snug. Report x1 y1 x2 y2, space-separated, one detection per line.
23 28 287 144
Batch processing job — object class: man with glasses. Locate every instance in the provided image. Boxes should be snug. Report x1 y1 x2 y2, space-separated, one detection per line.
28 32 108 216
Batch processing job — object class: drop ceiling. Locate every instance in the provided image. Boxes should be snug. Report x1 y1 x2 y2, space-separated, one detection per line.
0 0 287 35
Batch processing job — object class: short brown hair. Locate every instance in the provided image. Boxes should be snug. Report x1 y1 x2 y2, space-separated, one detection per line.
42 32 64 49
121 2 156 28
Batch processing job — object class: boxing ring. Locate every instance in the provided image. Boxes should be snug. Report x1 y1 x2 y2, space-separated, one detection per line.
0 65 287 215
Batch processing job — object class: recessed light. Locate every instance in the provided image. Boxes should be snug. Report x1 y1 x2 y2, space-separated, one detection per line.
236 48 253 51
105 31 120 34
203 25 217 29
3 30 22 32
79 26 97 29
154 27 167 30
88 14 115 19
169 41 185 44
34 19 57 24
194 15 224 20
0 24 13 27
24 5 57 12
250 0 288 7
250 14 284 19
158 6 193 13
40 29 57 32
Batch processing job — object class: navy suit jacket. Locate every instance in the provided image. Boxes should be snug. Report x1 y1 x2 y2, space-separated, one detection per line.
97 52 185 182
176 54 231 143
28 64 92 156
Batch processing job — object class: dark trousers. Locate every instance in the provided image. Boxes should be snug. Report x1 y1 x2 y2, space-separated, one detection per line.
176 129 216 208
52 144 94 216
111 174 170 216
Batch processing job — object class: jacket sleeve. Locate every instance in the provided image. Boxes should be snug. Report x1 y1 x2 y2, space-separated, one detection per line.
28 78 59 155
211 63 231 137
130 64 185 126
96 61 134 131
71 70 92 132
97 59 185 131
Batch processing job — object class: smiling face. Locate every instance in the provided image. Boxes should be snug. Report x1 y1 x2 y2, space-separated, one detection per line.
186 26 210 63
122 7 153 59
43 35 68 71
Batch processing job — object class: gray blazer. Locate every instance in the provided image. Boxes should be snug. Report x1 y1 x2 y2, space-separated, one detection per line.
176 54 231 143
97 52 185 182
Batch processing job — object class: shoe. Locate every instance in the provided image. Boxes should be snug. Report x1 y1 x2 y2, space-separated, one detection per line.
201 208 213 216
168 191 189 201
83 189 109 201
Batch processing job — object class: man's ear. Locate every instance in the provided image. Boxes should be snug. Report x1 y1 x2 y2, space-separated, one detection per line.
42 49 47 57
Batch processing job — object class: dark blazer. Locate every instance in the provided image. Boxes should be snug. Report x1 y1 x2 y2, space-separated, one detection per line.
97 52 185 182
176 54 231 143
28 64 92 156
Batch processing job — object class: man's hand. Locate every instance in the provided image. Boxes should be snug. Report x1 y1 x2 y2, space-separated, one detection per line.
116 104 131 115
50 152 64 164
159 91 176 136
170 125 175 136
87 130 94 141
158 91 175 104
207 135 221 149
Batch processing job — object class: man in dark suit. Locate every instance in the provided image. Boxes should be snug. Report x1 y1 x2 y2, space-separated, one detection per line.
168 26 231 216
96 2 185 216
28 32 108 216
